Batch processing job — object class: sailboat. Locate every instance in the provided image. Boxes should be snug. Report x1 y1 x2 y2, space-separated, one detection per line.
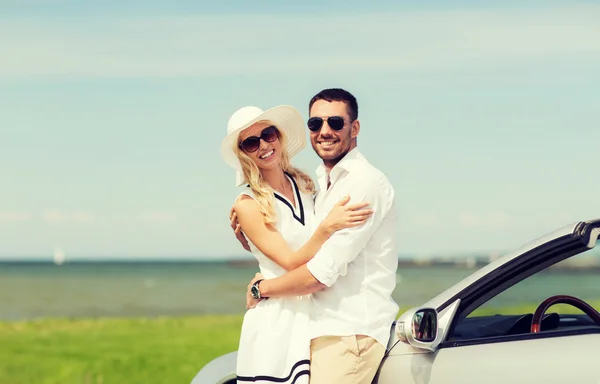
53 248 66 265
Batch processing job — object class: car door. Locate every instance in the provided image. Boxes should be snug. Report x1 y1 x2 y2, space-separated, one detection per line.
424 332 600 384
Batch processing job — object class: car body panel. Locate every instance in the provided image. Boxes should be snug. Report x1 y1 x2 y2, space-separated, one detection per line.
378 333 600 384
190 351 236 384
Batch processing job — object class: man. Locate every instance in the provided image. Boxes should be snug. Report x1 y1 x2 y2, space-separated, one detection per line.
235 88 399 384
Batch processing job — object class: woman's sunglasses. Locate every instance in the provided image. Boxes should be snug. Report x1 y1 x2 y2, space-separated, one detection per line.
307 116 346 132
239 126 279 153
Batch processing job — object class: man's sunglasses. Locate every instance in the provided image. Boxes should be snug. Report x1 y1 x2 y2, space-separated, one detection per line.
239 126 279 153
307 116 346 132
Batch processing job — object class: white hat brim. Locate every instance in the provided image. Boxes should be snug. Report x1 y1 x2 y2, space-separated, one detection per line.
220 105 306 186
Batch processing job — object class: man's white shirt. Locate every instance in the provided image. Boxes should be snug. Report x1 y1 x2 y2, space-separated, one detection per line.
306 148 399 348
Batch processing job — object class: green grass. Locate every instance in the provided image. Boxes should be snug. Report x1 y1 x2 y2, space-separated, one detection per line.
0 315 243 384
1 302 599 384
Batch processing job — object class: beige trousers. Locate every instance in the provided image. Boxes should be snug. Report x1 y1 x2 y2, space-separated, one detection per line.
309 335 385 384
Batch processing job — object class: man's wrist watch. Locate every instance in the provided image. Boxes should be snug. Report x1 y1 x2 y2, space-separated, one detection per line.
250 279 264 300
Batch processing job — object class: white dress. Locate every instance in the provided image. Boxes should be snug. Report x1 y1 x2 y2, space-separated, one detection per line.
236 173 316 384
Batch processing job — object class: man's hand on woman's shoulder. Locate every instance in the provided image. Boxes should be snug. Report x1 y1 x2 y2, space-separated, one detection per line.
229 205 251 252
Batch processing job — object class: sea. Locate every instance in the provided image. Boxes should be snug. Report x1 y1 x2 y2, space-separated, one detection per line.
1 260 599 321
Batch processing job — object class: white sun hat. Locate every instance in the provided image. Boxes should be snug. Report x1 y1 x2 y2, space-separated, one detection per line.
220 105 306 186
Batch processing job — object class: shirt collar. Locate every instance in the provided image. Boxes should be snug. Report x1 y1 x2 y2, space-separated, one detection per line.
315 147 363 190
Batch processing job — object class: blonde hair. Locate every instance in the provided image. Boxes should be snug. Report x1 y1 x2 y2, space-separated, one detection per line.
234 125 315 225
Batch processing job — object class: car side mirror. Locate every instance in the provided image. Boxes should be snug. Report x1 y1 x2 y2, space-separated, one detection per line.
396 307 439 352
411 308 438 342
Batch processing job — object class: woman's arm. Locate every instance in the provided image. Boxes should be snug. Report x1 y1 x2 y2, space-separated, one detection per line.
233 195 371 271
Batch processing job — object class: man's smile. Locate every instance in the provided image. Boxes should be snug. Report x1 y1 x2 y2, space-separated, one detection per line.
318 140 339 149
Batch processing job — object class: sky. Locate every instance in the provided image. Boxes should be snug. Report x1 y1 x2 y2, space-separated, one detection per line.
1 0 599 261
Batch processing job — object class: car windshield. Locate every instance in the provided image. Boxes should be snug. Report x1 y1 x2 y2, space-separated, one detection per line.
450 228 600 341
470 235 600 317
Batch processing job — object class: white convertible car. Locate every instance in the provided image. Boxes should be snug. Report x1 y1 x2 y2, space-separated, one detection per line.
193 218 600 384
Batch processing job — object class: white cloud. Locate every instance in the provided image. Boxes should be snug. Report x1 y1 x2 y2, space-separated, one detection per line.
457 211 512 228
71 211 97 223
37 211 178 224
1 5 599 78
458 212 480 228
43 209 68 223
401 210 512 231
411 213 443 229
42 209 96 224
0 211 31 222
485 211 511 227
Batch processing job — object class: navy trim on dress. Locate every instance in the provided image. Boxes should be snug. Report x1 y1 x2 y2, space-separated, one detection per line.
237 359 310 383
273 172 305 226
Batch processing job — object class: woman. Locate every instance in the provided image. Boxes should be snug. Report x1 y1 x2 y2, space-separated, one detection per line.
220 105 372 384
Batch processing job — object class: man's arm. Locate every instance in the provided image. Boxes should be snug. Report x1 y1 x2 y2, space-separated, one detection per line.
250 176 393 299
306 175 393 287
258 265 325 298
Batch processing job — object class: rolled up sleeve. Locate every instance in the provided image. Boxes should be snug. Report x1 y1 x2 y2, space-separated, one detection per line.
307 177 393 287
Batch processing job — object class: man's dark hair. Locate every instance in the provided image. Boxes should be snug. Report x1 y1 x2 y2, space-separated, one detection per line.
308 88 358 121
